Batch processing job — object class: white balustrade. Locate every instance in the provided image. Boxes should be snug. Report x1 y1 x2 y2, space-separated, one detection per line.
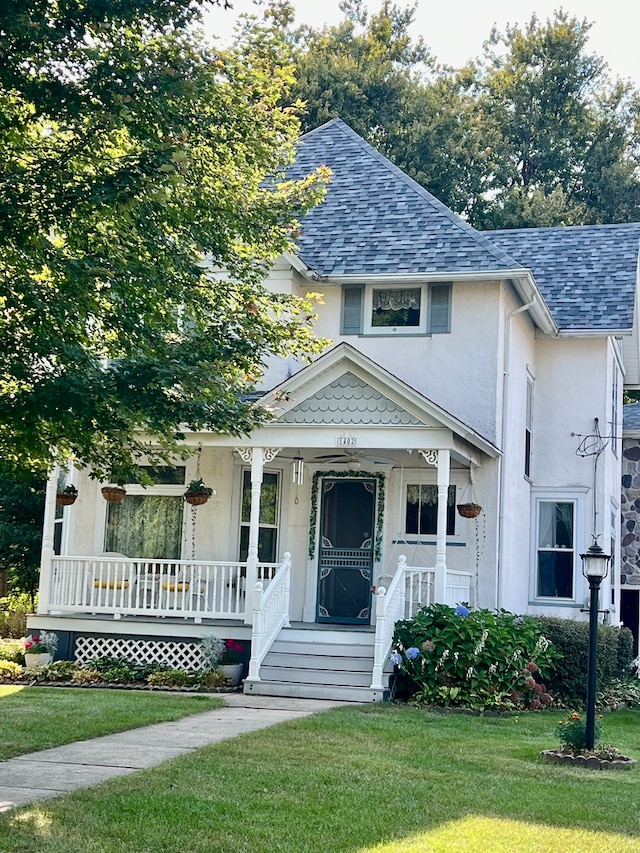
246 553 292 682
370 556 473 690
48 556 275 621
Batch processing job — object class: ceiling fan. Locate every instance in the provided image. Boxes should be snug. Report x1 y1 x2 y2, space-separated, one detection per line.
310 450 395 466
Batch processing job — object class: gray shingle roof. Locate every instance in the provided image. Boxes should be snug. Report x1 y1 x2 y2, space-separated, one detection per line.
489 224 640 332
289 119 523 276
290 119 640 333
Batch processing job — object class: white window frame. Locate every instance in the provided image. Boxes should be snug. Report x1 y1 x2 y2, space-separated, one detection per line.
530 489 586 605
363 284 428 335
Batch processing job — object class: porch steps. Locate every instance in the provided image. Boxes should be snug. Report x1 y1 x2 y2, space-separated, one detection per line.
243 628 391 702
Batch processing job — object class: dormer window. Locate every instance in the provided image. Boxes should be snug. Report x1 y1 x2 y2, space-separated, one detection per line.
341 282 451 336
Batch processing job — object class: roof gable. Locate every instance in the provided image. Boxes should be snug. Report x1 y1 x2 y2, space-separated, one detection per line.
489 224 640 333
277 372 423 426
287 119 524 278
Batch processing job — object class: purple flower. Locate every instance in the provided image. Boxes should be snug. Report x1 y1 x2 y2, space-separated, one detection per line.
406 647 420 660
455 604 470 618
389 652 403 666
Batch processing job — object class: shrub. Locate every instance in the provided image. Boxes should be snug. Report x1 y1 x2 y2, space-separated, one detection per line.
0 659 24 681
200 635 225 669
38 660 79 681
0 637 25 664
392 603 558 711
197 669 232 690
533 617 634 705
147 670 194 688
87 656 169 683
0 593 34 638
71 668 103 684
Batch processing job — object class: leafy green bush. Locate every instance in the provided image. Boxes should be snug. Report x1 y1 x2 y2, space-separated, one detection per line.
392 603 558 711
0 637 25 664
533 617 634 705
87 656 170 683
0 659 24 680
147 670 194 687
0 593 34 638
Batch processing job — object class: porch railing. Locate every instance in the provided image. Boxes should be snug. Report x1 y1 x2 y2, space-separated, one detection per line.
246 552 292 683
370 556 472 690
48 555 279 622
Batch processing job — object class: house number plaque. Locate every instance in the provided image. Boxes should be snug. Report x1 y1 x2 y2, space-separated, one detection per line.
335 433 357 447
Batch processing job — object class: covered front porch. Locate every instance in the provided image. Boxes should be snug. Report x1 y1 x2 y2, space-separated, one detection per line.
33 345 497 698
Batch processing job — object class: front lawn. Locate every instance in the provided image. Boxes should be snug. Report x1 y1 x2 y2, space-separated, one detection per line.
1 705 639 852
0 685 222 759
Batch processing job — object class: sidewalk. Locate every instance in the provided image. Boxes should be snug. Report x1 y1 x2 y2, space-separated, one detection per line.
0 693 346 813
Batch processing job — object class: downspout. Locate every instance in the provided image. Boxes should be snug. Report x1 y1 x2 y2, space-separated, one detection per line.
496 291 537 609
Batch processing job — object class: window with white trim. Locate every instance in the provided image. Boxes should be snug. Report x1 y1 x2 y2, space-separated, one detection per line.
405 485 456 536
104 466 185 559
341 283 451 335
239 470 280 563
536 500 575 598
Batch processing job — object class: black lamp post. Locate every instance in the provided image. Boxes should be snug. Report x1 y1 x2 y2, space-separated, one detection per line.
580 539 610 750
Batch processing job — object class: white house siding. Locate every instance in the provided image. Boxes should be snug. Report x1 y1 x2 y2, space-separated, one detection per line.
305 280 504 445
526 335 616 618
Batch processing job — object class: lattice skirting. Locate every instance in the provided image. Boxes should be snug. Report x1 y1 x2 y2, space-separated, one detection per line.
74 636 204 671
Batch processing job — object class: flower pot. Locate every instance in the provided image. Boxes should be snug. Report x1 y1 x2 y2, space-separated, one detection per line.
457 503 482 519
101 486 126 503
185 492 210 506
24 653 52 670
219 664 243 687
56 493 77 506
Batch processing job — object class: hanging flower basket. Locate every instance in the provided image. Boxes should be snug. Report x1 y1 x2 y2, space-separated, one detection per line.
56 485 78 506
101 486 126 503
457 502 482 519
184 478 213 506
185 492 210 506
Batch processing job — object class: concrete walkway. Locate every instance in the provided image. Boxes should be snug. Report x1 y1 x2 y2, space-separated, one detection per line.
0 693 345 813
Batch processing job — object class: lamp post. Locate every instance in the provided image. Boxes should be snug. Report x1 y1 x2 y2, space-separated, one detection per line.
580 539 610 751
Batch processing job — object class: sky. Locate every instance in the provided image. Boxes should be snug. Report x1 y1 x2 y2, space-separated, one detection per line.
202 0 640 87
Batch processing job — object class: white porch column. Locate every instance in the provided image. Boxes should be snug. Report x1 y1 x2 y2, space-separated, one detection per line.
419 449 449 603
236 447 280 625
38 466 59 614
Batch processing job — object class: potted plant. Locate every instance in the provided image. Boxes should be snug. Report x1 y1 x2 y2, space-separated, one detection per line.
457 502 482 519
101 485 126 502
56 484 78 506
218 639 244 687
184 478 214 506
23 631 58 670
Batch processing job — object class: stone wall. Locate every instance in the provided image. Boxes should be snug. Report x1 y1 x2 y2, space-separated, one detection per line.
621 440 640 584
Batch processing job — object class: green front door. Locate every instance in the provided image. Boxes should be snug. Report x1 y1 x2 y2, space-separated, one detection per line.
317 478 375 624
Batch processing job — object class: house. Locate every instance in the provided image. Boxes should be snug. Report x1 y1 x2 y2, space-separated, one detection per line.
30 119 640 699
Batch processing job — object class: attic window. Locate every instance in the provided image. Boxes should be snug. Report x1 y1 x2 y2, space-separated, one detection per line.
341 283 451 336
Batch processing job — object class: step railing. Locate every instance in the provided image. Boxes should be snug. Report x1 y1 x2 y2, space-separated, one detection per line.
246 552 292 682
370 556 472 690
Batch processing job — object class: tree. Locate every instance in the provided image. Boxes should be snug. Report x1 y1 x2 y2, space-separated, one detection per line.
0 475 45 602
0 0 329 483
286 2 640 228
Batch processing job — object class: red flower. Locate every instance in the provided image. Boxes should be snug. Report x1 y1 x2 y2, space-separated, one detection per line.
24 641 33 650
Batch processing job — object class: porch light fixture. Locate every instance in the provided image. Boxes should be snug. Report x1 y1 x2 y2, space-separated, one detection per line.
292 452 304 486
580 537 611 751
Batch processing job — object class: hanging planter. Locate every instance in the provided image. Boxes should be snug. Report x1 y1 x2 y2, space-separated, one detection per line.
184 478 213 506
56 485 78 506
457 502 482 519
101 485 127 503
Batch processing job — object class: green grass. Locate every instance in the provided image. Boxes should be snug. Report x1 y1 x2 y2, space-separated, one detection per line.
0 685 222 759
1 704 640 852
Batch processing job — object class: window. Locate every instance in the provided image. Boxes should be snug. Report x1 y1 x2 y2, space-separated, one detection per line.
341 283 451 335
525 378 533 478
406 485 456 536
536 501 575 598
239 471 280 563
105 496 184 558
103 466 186 559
